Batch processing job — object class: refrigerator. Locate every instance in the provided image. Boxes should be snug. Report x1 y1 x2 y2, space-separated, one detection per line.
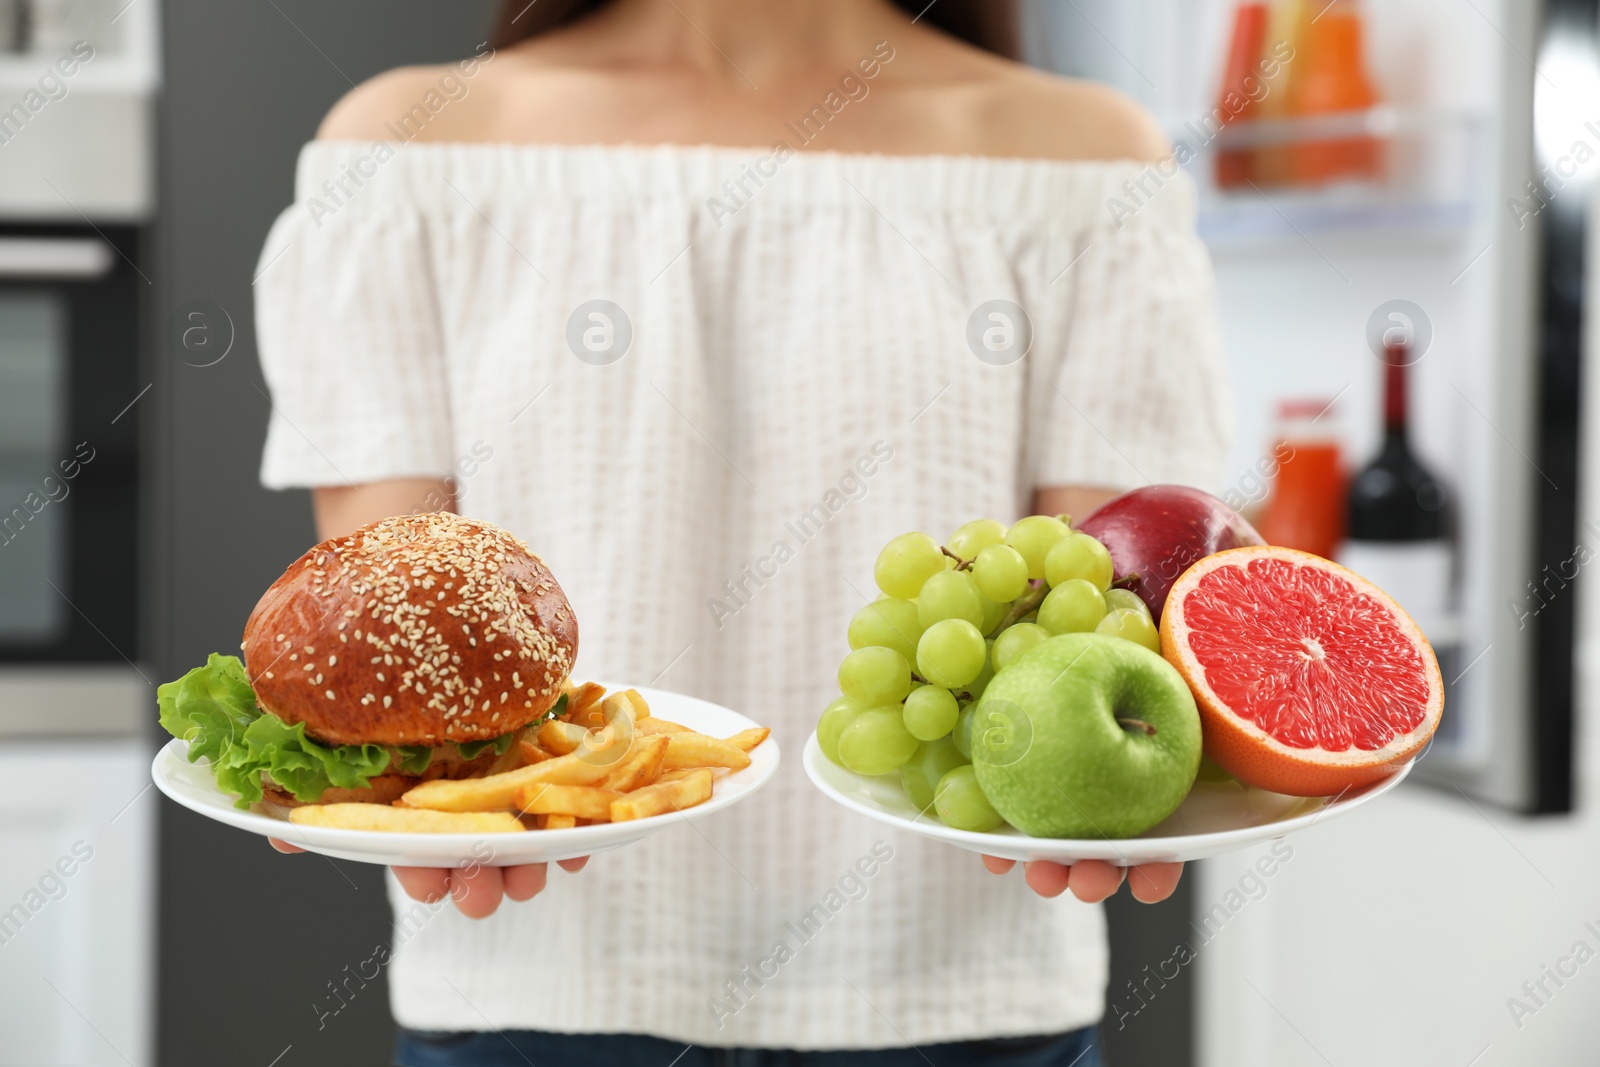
1027 0 1577 816
1027 2 1594 1064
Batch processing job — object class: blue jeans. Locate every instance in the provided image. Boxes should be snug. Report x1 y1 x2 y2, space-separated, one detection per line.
394 1027 1101 1066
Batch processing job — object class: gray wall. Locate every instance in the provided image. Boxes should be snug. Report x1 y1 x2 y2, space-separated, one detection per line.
155 4 493 1065
154 5 1192 1065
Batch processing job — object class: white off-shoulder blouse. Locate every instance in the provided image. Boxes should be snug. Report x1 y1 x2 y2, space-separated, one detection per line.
255 140 1232 1050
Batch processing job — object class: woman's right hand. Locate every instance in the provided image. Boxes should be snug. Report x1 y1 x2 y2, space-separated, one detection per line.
269 838 588 918
391 858 589 918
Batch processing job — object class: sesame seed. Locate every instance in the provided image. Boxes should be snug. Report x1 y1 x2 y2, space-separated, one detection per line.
383 695 392 708
328 655 337 666
325 690 336 700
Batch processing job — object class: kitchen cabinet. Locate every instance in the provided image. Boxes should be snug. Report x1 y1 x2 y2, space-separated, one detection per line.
0 737 153 1066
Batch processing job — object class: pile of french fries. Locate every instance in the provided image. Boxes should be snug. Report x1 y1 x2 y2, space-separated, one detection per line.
288 682 769 834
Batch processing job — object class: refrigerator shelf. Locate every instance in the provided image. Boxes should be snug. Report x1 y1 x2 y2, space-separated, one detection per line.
1181 107 1489 244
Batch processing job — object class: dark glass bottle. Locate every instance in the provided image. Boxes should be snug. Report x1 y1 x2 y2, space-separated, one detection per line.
1347 341 1448 540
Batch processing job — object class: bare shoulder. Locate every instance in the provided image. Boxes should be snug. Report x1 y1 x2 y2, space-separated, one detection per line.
963 63 1171 163
866 29 1172 162
316 47 497 141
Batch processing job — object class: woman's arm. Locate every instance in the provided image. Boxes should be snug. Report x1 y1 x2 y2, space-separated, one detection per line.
312 479 455 540
1032 485 1119 525
981 485 1185 904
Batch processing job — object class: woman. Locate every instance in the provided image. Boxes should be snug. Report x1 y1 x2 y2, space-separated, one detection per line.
258 0 1232 1063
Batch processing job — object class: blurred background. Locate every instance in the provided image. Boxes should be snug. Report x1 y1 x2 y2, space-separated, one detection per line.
0 0 1596 1063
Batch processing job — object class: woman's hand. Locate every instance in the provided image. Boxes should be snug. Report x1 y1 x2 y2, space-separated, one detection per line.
982 855 1184 904
268 838 588 918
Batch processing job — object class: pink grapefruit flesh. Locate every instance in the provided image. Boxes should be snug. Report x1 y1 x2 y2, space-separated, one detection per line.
1160 546 1443 797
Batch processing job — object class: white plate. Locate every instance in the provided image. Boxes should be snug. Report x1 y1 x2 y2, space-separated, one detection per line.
803 731 1410 866
153 684 779 867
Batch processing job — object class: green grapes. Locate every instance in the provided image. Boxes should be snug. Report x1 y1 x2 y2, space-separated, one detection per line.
992 621 1051 670
1103 588 1149 617
972 544 1029 602
838 706 920 775
1096 607 1162 653
947 518 1008 561
903 685 960 741
818 696 863 765
917 570 984 629
1044 532 1115 592
847 598 923 663
824 516 1158 827
934 764 1005 831
978 595 1006 636
916 619 987 689
966 640 996 699
838 646 912 706
1004 515 1071 581
901 736 969 812
874 532 946 599
952 702 976 759
1038 578 1107 634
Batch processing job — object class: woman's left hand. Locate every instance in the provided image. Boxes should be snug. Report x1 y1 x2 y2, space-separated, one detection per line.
981 855 1184 903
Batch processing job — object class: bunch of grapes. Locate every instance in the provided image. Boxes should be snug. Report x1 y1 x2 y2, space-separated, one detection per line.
817 515 1160 832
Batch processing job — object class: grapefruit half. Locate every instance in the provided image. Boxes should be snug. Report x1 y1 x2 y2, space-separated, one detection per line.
1160 545 1442 797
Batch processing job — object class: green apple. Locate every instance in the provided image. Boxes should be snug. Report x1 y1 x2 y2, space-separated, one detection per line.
971 633 1201 838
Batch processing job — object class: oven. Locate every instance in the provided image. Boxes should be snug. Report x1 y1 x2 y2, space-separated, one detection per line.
0 222 142 665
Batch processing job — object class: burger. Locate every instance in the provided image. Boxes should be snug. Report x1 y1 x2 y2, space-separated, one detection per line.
158 512 578 808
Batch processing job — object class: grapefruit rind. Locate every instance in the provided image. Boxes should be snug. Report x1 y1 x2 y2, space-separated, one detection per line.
1159 546 1443 798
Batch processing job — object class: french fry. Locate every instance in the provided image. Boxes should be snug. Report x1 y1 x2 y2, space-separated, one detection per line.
601 688 649 722
610 769 713 821
519 736 553 764
516 782 621 821
599 735 669 792
624 689 650 719
565 682 608 727
724 727 770 753
290 804 524 834
600 691 641 730
661 732 752 771
637 717 690 736
538 719 587 756
397 748 620 812
543 813 578 830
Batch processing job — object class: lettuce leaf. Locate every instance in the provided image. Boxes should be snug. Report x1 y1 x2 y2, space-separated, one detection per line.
455 733 515 761
158 654 392 807
397 746 434 775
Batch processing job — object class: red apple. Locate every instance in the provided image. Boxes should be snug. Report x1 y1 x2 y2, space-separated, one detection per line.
1077 485 1265 622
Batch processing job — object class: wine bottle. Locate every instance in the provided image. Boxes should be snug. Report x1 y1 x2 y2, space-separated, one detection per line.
1340 340 1456 651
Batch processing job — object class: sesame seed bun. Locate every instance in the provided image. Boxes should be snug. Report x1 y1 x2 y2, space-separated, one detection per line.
241 513 578 748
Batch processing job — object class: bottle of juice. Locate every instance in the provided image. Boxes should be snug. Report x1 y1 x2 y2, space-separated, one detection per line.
1289 0 1383 185
1215 2 1270 189
1257 398 1347 560
1250 0 1309 186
